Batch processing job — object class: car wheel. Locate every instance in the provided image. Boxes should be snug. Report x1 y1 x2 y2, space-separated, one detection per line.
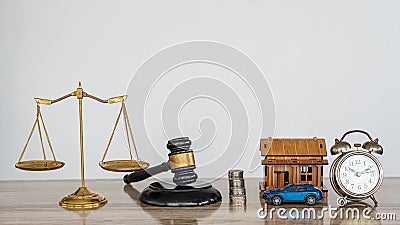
305 195 317 205
271 195 283 206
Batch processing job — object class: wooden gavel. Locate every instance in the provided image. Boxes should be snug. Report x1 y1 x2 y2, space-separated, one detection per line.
123 137 198 186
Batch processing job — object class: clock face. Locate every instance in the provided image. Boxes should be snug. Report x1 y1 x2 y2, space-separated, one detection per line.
337 153 381 195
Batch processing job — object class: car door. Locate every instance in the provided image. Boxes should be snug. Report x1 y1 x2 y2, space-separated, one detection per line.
296 186 307 200
287 186 307 201
284 186 299 200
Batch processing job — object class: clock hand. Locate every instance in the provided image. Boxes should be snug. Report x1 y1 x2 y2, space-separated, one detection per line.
360 167 372 174
346 167 362 177
346 167 357 174
361 170 375 174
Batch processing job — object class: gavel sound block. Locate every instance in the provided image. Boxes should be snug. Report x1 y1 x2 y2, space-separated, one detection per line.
123 137 222 207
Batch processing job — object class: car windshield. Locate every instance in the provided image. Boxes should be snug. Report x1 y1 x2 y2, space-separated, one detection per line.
271 187 285 191
284 185 307 191
284 185 295 191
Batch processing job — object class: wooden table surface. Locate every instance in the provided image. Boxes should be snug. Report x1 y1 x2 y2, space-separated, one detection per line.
0 178 399 225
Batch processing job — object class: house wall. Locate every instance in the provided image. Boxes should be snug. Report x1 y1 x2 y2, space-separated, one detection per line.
263 159 325 190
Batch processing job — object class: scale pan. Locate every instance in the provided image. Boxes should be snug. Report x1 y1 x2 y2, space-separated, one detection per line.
99 160 149 172
15 160 65 171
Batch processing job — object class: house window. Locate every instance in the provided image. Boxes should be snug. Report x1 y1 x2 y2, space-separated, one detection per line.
300 166 313 182
301 166 312 173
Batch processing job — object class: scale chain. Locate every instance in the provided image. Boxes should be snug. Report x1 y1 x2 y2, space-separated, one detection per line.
36 105 47 160
38 108 57 161
122 103 134 161
18 117 39 163
101 103 124 162
122 103 140 161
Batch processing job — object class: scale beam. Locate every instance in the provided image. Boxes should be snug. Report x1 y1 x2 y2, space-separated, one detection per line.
34 86 127 106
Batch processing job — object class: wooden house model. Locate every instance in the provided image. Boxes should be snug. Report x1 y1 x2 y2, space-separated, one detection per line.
260 137 328 197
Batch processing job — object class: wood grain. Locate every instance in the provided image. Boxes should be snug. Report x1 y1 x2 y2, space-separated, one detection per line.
0 178 399 224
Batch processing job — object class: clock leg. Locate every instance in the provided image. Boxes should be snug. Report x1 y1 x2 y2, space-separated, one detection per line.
370 195 378 206
337 197 347 206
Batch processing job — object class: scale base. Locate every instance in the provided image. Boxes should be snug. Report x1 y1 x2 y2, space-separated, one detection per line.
140 181 222 207
59 187 107 209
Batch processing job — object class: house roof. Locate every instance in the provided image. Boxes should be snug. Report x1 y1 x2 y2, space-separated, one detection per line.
260 137 327 156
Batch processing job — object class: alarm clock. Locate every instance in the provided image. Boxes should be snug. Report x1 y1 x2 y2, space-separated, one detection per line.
329 130 383 206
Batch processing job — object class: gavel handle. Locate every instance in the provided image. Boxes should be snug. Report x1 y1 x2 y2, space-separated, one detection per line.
123 162 170 184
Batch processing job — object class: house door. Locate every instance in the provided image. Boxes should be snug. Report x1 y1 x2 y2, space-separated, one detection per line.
275 171 289 188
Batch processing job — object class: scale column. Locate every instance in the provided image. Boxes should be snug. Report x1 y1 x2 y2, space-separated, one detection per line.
59 82 107 209
76 83 85 187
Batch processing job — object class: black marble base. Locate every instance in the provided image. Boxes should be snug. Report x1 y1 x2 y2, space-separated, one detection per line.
139 181 222 207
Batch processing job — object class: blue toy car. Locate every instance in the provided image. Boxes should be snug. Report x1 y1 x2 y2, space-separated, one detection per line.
262 184 323 206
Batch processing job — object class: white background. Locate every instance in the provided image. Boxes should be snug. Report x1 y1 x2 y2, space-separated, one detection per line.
1 0 399 180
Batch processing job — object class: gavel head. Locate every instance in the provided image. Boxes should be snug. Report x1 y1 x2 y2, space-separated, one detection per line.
167 137 198 186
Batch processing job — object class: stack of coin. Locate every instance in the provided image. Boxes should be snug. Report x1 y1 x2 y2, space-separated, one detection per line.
229 169 246 205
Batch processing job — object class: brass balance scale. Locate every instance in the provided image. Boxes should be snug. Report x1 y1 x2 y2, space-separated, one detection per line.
15 82 149 209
